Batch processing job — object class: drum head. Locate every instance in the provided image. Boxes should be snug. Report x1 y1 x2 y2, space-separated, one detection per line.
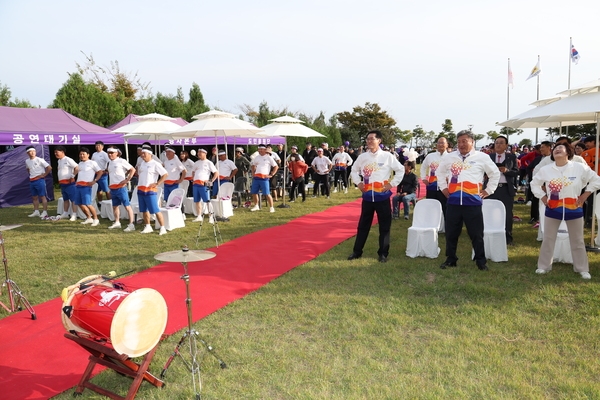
111 288 168 357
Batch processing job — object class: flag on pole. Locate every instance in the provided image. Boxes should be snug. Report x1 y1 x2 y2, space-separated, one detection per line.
571 44 580 64
526 59 541 81
508 60 514 89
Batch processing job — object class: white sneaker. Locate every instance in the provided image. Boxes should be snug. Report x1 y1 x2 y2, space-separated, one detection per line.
333 188 338 193
209 215 214 224
124 224 135 232
28 210 40 217
40 211 48 219
108 221 122 229
526 201 532 206
535 269 548 274
69 214 77 222
192 216 203 222
141 225 153 234
90 219 100 227
159 227 167 235
61 212 70 218
344 188 348 194
269 207 275 213
581 272 591 280
250 205 260 212
81 218 93 225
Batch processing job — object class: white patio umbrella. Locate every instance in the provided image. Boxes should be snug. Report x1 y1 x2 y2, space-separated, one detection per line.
111 113 183 161
498 90 600 249
259 116 326 208
171 110 266 197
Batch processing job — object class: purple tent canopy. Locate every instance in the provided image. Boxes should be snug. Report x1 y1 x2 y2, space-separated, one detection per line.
0 106 121 145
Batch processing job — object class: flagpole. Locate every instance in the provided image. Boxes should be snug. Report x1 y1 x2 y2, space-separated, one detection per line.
507 58 511 143
535 55 540 143
568 37 572 90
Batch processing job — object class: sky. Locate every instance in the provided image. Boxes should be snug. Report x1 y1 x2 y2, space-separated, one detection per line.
2 0 600 145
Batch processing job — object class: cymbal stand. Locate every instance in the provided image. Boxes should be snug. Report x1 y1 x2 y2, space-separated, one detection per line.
195 201 222 248
160 248 226 400
0 231 36 319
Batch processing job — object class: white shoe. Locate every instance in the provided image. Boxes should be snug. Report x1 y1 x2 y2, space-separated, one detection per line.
61 212 70 218
90 219 100 227
344 188 348 194
159 227 167 235
108 222 121 229
250 205 260 212
535 269 548 274
526 201 532 206
28 210 40 217
581 272 591 280
141 225 153 234
69 214 77 222
81 218 93 225
124 224 135 232
269 207 275 213
209 215 214 224
333 188 338 193
192 216 203 222
40 211 48 219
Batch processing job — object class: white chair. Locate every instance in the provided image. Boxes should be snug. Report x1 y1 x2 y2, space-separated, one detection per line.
155 188 186 231
406 199 442 258
538 203 572 263
179 180 190 193
210 182 235 219
58 184 98 219
480 199 508 262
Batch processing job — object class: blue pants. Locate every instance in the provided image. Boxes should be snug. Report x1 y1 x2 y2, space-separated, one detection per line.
392 193 416 216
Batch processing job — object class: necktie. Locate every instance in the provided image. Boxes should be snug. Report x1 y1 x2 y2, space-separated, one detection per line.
497 154 501 163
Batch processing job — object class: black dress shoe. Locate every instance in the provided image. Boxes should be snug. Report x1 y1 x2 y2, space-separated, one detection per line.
439 261 457 269
347 253 361 260
378 255 387 263
478 264 489 271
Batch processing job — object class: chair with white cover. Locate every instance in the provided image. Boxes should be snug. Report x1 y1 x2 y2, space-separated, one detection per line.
406 199 442 258
480 199 508 262
538 205 572 264
210 182 235 218
155 188 186 231
57 183 99 219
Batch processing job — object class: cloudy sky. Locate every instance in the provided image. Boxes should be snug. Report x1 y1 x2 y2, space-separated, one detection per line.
2 0 599 143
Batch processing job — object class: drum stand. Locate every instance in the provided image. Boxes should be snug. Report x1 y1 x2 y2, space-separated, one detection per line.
0 230 36 319
160 252 226 400
195 201 222 248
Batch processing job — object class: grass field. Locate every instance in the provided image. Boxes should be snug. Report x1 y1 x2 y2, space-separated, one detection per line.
2 187 600 399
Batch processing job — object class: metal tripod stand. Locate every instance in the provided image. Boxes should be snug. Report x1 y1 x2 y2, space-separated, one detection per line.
0 226 36 319
155 247 226 400
195 201 222 248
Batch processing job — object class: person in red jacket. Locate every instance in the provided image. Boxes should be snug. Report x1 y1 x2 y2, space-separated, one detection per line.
288 154 309 202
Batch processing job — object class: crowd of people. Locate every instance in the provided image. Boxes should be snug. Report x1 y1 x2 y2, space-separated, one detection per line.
23 131 600 278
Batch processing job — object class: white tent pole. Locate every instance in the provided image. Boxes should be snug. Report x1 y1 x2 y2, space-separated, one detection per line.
591 113 600 248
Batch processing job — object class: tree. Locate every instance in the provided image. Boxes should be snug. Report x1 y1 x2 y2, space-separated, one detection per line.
0 81 36 108
51 73 124 127
185 83 209 121
486 130 500 142
473 133 486 148
499 126 523 143
337 102 398 147
439 119 456 146
519 138 532 147
545 124 595 142
154 88 186 119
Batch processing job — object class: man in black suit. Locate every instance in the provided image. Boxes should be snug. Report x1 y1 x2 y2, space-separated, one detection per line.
487 135 518 245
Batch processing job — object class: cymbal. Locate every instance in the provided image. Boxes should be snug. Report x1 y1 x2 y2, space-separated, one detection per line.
154 249 216 263
0 224 22 232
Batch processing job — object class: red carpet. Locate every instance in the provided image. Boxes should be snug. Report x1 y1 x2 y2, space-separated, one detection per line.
0 200 364 400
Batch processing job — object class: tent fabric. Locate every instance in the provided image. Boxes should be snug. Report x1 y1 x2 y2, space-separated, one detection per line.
0 145 54 208
107 113 188 130
0 106 118 146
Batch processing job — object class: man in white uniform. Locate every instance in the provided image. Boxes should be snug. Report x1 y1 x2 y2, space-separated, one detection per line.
162 147 186 202
250 144 278 212
137 145 168 235
91 141 111 204
106 146 136 232
75 147 103 226
54 145 78 220
213 150 238 197
191 149 218 222
25 146 52 218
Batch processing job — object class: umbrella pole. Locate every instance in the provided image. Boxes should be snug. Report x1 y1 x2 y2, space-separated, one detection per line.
278 139 290 208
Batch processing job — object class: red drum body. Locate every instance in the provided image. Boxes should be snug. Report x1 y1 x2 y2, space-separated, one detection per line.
62 278 167 357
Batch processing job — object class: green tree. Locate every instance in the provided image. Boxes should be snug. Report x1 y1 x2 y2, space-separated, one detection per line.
545 124 594 142
486 130 499 141
154 88 187 119
519 138 532 147
51 73 124 127
185 83 209 121
499 126 523 143
337 102 398 147
0 82 11 106
439 119 456 146
473 133 486 148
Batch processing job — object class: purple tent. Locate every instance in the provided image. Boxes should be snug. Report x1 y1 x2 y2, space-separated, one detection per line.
0 107 120 208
